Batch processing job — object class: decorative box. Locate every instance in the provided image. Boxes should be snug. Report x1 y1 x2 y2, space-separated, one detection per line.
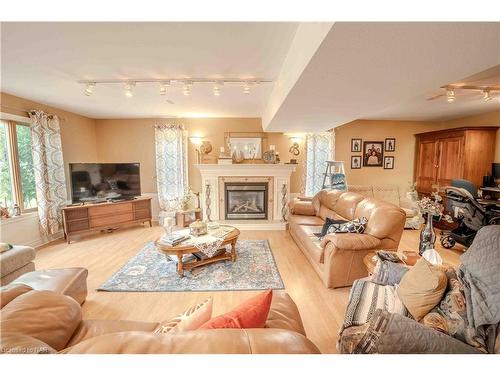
189 219 207 237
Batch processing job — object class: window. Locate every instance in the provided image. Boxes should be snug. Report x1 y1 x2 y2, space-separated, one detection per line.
0 120 37 213
304 132 333 196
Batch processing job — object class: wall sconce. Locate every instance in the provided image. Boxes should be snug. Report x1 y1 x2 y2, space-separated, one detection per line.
189 137 212 164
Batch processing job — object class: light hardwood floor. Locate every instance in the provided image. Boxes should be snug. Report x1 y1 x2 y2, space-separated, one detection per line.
34 224 463 353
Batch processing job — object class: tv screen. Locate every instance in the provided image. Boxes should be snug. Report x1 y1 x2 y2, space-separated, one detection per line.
70 163 141 203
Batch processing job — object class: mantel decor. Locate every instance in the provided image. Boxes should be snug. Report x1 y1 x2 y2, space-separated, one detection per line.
224 132 268 162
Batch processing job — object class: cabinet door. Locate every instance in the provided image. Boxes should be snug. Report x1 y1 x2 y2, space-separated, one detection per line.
436 136 463 188
416 139 438 194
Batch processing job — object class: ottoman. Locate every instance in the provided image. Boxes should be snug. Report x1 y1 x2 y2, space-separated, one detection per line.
0 245 36 286
11 267 88 305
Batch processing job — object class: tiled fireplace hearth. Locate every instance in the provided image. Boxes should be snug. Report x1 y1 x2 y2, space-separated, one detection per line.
196 164 296 230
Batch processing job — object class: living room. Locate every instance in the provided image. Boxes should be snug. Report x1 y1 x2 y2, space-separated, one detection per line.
1 2 500 372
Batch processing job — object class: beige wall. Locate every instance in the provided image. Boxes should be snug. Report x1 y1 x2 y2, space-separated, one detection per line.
0 92 98 194
335 110 499 192
94 118 303 194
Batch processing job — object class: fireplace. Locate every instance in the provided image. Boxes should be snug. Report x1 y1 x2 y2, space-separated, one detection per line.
224 182 268 220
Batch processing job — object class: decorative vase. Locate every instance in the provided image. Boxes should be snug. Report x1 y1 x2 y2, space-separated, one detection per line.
419 214 436 255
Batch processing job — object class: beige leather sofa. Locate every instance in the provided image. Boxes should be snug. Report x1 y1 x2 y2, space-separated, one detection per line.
347 185 421 229
288 190 406 289
1 276 319 354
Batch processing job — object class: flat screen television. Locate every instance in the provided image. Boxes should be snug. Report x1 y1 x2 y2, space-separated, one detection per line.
70 163 141 203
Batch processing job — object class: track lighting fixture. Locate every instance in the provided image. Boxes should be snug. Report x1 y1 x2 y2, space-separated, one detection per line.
159 81 170 95
78 78 272 97
446 89 455 103
124 82 135 98
84 82 95 96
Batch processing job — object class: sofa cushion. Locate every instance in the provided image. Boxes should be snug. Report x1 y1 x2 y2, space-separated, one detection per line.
348 185 374 198
291 225 326 263
0 290 82 351
68 319 160 347
1 283 33 309
362 205 405 242
333 192 365 220
154 297 212 334
402 207 418 218
372 185 401 206
397 259 447 321
0 245 35 277
288 214 324 226
200 290 273 329
320 218 348 236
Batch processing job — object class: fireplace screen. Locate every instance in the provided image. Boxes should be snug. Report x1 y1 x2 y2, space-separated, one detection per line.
225 182 268 220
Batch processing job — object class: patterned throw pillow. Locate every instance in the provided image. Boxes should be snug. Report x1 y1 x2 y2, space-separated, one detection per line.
327 217 368 234
154 297 213 334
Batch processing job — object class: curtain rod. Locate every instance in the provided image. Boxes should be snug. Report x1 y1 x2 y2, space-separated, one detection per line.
0 104 66 121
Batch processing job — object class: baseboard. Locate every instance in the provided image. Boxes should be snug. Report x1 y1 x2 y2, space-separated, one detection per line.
219 220 287 230
31 231 64 249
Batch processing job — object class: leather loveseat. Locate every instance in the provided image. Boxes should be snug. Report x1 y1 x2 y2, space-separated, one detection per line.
288 190 406 289
0 283 320 354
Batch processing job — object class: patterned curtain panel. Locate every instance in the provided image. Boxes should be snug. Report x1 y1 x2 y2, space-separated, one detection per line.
302 131 333 196
155 124 188 212
28 110 68 235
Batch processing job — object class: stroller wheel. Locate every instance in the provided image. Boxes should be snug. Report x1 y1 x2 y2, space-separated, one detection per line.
440 236 455 249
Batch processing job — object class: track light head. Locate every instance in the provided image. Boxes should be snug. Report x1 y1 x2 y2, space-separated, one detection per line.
213 82 223 96
159 81 170 95
183 81 192 96
124 82 135 98
446 88 455 103
84 83 95 96
483 89 492 102
243 82 251 95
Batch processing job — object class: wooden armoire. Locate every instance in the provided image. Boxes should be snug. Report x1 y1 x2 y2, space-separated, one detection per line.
415 127 498 195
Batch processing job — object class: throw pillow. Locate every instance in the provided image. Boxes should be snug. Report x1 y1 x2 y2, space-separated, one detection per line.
199 289 273 329
316 218 348 238
154 297 213 334
397 258 447 321
0 242 13 253
372 260 409 286
327 217 368 234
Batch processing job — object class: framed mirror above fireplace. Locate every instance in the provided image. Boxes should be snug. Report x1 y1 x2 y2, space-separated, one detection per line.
224 182 268 220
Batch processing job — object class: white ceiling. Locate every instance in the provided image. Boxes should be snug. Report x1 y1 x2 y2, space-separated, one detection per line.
1 22 298 118
2 22 500 129
263 22 500 131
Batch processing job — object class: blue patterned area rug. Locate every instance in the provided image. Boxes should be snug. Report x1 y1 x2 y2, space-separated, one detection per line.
97 240 284 292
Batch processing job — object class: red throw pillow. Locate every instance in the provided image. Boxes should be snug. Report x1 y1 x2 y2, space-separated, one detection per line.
199 290 273 329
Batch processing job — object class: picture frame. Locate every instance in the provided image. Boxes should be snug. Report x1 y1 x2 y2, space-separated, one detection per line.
351 155 361 169
362 141 384 167
224 132 268 161
384 138 396 152
384 156 394 169
351 138 362 152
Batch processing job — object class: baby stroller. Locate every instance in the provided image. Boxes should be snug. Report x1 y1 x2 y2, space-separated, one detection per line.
440 181 500 249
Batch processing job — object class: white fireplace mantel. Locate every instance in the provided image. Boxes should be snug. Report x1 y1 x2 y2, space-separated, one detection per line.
196 163 297 230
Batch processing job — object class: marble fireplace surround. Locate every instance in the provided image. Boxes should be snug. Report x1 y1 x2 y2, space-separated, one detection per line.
196 164 296 230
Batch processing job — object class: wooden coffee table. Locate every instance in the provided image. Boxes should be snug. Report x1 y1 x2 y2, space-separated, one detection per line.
155 226 240 277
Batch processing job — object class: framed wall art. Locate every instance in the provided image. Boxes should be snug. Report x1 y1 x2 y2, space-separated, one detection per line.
385 138 396 152
351 155 361 169
384 156 394 169
351 138 362 152
362 141 384 167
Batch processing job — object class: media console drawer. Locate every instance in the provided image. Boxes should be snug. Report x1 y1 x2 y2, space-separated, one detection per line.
89 202 133 217
90 212 134 227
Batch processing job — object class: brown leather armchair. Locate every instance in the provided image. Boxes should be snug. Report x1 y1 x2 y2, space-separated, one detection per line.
0 284 320 354
288 190 406 288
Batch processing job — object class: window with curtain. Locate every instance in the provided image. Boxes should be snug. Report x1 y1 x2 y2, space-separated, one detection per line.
0 120 37 213
154 124 188 212
303 131 334 196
